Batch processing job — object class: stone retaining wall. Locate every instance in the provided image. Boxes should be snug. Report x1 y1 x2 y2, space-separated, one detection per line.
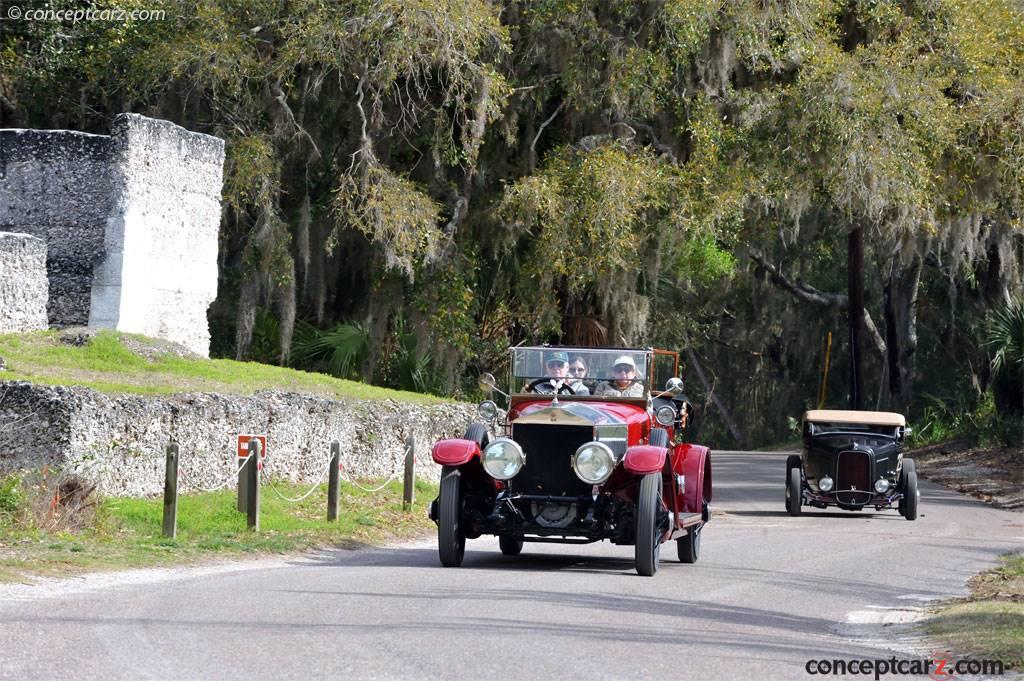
0 382 477 497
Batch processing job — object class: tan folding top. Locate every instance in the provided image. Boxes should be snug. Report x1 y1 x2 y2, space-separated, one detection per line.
804 409 906 427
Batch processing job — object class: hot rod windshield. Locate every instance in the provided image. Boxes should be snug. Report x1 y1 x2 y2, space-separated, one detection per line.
510 347 651 393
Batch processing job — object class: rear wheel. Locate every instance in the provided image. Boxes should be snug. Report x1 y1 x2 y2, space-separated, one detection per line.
499 535 524 556
635 473 662 577
786 466 802 516
677 525 701 563
438 466 466 567
901 459 919 521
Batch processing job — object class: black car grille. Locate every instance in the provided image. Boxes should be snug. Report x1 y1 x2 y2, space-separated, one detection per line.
510 423 593 497
836 450 872 504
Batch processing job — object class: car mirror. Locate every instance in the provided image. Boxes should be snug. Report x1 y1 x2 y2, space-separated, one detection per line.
478 372 497 393
665 377 684 396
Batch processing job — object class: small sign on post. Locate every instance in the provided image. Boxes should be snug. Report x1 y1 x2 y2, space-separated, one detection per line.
236 435 267 513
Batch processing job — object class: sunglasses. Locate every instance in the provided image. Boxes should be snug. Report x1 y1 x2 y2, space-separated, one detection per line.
613 365 635 373
569 366 586 374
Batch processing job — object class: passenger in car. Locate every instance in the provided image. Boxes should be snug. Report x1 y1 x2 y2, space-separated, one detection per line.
567 354 591 396
595 355 645 397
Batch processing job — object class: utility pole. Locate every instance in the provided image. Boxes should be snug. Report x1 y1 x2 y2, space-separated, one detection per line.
848 225 866 410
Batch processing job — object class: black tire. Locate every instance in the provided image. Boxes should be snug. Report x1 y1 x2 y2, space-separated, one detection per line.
786 454 801 476
786 466 802 516
438 466 466 567
463 423 489 448
649 428 669 449
499 535 524 556
901 458 919 521
635 472 662 577
677 525 701 564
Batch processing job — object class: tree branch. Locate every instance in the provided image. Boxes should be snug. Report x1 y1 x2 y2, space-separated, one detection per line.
750 253 886 357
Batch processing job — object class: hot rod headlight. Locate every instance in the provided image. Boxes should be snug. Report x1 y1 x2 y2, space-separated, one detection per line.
481 438 524 480
572 442 616 484
655 405 676 426
818 476 834 492
874 478 891 494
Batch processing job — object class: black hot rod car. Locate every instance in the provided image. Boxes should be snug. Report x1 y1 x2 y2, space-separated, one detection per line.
429 346 713 576
786 409 918 520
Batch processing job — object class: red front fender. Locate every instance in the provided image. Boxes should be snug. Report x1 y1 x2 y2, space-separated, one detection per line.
431 438 481 467
676 444 712 513
623 445 666 475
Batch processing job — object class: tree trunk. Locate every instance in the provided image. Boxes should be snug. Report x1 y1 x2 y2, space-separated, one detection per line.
883 254 922 413
848 227 866 410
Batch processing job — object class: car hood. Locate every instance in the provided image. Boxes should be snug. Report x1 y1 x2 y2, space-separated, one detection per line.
511 400 641 426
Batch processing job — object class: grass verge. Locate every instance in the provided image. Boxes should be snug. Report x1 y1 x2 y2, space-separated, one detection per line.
925 553 1024 669
0 478 439 583
0 330 447 403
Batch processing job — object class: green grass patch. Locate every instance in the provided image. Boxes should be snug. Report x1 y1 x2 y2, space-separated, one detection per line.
925 553 1024 669
0 330 447 403
0 478 439 582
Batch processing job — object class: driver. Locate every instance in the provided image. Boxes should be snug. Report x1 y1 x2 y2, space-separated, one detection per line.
530 351 576 394
595 355 645 397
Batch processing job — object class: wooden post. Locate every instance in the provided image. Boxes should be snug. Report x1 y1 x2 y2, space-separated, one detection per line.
402 435 415 511
237 455 247 512
162 442 179 538
327 441 340 521
246 438 260 531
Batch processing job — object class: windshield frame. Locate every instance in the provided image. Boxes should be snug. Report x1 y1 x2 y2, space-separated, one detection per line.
507 346 654 397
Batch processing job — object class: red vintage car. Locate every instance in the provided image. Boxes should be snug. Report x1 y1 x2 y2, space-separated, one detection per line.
429 346 713 576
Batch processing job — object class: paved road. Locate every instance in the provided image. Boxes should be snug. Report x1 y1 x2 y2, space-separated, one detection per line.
1 452 1020 680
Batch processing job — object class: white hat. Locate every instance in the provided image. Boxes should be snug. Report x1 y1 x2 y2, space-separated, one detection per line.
612 355 636 370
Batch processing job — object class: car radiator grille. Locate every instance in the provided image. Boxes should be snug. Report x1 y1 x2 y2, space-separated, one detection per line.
836 450 872 504
510 423 593 498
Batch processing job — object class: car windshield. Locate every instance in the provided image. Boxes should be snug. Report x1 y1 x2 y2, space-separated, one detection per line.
510 347 651 395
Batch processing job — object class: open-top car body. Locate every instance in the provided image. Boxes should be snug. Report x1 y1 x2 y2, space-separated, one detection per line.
786 409 918 520
429 346 713 576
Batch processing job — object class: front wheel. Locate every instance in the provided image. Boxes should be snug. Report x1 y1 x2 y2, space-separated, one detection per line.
786 466 802 516
438 466 466 567
677 525 701 563
498 535 524 556
635 473 662 577
901 459 919 521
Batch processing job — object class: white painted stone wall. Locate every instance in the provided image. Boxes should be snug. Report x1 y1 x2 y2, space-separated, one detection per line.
0 114 224 355
89 114 223 356
0 233 49 332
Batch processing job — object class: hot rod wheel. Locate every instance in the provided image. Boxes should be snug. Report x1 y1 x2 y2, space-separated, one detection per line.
635 472 662 576
900 458 919 521
438 466 466 567
786 466 802 516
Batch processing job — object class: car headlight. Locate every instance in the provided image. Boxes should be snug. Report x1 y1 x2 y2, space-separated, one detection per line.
655 405 676 426
481 438 524 480
818 476 834 492
477 400 498 422
572 442 616 485
874 478 891 494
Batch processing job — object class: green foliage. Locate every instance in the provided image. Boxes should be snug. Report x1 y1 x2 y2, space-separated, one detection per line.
333 166 442 279
0 475 24 524
290 321 372 380
988 297 1024 378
